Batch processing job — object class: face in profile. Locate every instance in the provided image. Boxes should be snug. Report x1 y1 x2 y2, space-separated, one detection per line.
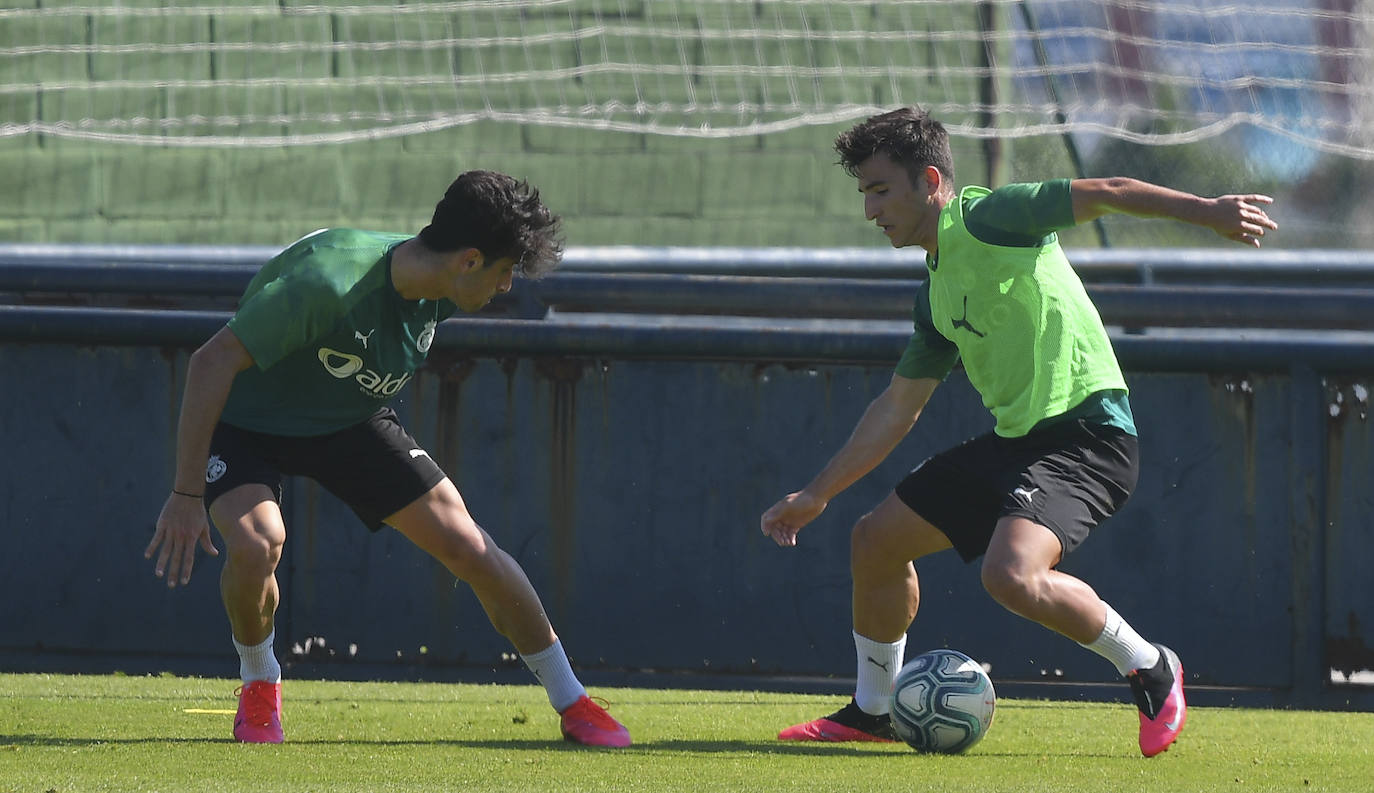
451 254 517 313
855 153 937 250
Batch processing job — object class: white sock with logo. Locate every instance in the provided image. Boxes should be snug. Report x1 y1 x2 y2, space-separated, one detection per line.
234 630 282 684
853 630 906 716
1079 603 1160 676
521 639 586 713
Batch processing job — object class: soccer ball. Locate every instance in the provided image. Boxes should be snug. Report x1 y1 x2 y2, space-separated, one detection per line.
889 648 996 753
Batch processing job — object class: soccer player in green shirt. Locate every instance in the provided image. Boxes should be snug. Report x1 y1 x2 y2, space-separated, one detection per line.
761 107 1277 756
145 170 631 748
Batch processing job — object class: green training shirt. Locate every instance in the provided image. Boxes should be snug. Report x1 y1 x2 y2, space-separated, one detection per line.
220 228 458 436
894 180 1134 437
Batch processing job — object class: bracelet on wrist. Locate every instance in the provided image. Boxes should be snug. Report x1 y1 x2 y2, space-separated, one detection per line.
173 489 204 499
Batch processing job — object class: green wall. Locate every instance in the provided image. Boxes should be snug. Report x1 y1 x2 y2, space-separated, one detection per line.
0 0 1004 248
0 123 1001 248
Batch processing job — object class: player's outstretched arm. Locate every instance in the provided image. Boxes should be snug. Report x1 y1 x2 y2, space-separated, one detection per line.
1070 177 1278 248
760 374 937 547
146 327 254 587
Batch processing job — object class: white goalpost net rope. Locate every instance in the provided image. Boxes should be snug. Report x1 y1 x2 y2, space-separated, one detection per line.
2 0 1370 159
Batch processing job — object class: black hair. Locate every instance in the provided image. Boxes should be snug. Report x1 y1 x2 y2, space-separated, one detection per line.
418 170 564 278
833 106 955 189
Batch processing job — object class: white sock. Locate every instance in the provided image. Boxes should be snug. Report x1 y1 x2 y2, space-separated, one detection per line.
233 630 282 684
521 639 586 712
853 630 906 715
1079 604 1160 676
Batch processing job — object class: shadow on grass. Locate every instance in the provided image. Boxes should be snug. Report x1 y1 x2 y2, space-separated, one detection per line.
1 734 237 746
0 734 1123 759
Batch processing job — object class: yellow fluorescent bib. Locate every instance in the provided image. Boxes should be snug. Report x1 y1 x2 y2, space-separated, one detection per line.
929 186 1126 437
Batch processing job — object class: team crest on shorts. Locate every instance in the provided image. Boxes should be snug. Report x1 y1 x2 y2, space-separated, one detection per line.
205 454 227 483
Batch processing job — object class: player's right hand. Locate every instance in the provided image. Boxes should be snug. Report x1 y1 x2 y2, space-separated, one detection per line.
146 492 218 588
760 490 827 547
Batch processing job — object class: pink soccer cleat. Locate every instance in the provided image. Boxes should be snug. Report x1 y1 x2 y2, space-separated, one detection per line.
233 680 284 744
1129 644 1186 757
778 699 898 743
559 695 631 748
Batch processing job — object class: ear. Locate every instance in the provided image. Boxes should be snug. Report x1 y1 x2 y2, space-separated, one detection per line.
453 247 485 273
920 165 943 194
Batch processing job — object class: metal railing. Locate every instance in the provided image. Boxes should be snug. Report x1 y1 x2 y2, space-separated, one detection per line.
4 244 1374 371
5 242 1374 281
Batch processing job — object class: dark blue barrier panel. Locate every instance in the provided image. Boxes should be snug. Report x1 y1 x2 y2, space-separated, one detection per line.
1 331 1371 709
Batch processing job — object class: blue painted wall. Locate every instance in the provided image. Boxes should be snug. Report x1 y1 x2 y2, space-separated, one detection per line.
2 336 1370 708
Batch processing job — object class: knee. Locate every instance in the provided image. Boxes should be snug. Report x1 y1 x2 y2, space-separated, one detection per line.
850 512 901 578
212 488 285 575
431 521 505 584
225 528 283 575
980 559 1040 611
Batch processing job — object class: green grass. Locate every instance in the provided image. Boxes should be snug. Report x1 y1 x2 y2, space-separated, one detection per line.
1 673 1370 793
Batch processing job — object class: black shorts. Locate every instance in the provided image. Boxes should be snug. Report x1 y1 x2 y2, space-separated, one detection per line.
894 418 1139 563
203 407 448 531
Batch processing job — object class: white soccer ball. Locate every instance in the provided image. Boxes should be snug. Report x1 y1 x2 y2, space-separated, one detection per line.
889 648 996 753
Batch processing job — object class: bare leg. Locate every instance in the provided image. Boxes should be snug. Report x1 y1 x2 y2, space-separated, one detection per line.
210 484 287 646
979 516 1105 643
387 478 557 654
850 492 953 642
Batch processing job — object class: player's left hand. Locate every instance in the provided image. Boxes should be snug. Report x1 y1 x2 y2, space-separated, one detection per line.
1205 194 1278 247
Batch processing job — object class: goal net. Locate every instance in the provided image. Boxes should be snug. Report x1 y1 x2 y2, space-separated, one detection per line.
2 0 1371 158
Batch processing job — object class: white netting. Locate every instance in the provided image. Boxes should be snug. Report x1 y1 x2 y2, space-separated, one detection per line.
1 0 1370 158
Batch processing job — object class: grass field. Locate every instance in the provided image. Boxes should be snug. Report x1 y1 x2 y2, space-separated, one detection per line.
2 673 1371 793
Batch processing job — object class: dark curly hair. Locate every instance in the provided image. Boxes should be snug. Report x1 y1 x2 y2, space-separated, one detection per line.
833 106 955 189
418 170 564 278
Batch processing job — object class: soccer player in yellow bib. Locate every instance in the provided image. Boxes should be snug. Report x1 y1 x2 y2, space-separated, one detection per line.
762 107 1277 757
146 170 630 748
